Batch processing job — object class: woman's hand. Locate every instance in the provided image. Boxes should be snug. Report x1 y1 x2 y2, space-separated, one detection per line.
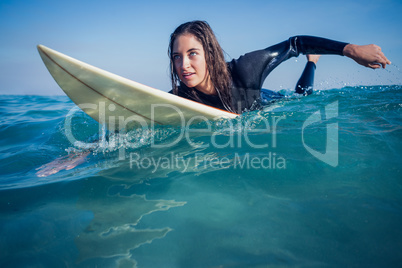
36 151 90 177
343 44 391 69
307 54 321 64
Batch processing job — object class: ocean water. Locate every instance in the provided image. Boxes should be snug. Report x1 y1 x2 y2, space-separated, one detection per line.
0 85 401 267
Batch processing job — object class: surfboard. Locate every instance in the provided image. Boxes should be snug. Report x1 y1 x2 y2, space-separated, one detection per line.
37 45 238 131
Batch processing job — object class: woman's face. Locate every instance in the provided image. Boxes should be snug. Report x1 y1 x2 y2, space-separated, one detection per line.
172 34 213 94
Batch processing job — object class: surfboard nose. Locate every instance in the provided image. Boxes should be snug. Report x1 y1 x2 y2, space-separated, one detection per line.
37 44 46 54
37 44 50 62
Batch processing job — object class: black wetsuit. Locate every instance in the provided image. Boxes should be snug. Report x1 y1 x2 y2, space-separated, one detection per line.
172 36 348 113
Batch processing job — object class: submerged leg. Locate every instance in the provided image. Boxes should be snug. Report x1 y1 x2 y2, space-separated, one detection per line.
295 55 321 95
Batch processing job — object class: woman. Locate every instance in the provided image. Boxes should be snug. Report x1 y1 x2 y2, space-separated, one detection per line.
168 20 390 113
36 21 390 177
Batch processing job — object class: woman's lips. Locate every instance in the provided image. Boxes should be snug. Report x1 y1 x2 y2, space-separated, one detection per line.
182 72 195 79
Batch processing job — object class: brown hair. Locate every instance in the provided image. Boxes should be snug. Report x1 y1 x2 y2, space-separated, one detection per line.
168 20 234 112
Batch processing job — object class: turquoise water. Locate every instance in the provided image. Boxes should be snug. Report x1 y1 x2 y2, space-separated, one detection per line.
1 86 401 267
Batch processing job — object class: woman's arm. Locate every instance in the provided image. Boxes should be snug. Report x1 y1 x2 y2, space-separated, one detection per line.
295 55 321 95
230 36 348 90
230 36 390 90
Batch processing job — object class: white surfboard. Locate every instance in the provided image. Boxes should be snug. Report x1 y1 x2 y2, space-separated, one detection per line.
37 45 238 131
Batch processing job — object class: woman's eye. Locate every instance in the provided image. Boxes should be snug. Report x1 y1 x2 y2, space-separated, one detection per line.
189 52 197 57
173 55 181 61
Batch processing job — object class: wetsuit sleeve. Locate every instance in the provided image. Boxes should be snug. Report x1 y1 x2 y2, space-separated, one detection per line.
295 61 316 95
229 36 348 90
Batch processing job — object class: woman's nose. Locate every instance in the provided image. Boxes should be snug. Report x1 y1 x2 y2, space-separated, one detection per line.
181 56 190 69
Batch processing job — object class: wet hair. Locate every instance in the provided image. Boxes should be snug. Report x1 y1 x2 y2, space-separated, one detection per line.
168 20 234 112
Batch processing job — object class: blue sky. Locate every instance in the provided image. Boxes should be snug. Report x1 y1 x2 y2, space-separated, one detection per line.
1 0 401 95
